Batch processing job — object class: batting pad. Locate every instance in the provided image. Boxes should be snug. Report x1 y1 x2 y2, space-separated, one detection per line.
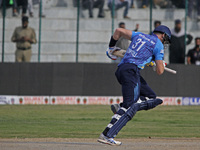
107 103 140 138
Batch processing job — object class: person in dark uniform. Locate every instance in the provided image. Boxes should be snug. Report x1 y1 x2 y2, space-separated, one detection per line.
169 19 193 64
187 37 200 65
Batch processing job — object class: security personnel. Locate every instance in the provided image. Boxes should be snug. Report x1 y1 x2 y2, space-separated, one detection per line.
11 16 37 62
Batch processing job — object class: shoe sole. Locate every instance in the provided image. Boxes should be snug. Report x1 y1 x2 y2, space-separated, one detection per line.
97 139 122 146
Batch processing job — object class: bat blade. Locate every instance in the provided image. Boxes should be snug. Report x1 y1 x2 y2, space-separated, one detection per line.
164 67 177 74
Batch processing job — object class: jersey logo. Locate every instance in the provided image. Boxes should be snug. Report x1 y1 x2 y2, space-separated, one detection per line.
160 49 164 54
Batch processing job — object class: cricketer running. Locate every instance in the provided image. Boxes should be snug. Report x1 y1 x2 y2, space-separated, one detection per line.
98 25 171 146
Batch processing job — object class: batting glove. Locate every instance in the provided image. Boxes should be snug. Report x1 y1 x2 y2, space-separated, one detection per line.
146 61 155 67
106 46 121 60
152 61 167 71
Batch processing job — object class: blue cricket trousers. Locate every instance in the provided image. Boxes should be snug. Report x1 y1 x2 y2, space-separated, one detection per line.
115 63 156 109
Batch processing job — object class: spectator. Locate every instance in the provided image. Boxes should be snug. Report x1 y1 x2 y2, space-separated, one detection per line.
28 0 34 17
114 22 130 62
116 22 139 49
187 37 200 65
82 0 105 18
142 0 148 8
114 22 139 62
72 0 85 18
171 0 185 8
130 0 134 8
15 0 28 16
153 0 173 8
12 0 18 16
141 0 155 8
134 23 139 31
28 0 46 17
169 19 193 64
116 22 130 50
188 0 200 21
154 20 161 28
119 21 125 28
150 20 161 35
0 0 18 17
11 16 37 62
107 0 130 19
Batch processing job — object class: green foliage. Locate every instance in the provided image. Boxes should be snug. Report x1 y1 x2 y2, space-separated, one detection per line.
0 105 199 138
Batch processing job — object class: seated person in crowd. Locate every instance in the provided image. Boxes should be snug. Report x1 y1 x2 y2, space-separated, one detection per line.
171 0 185 8
0 0 18 17
107 0 130 19
82 0 105 18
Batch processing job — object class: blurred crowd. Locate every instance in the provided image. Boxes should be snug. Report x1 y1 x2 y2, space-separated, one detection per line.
0 0 199 20
72 0 200 20
0 0 45 17
0 0 199 64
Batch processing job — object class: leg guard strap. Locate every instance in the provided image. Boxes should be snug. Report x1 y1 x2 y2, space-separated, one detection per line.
138 98 163 111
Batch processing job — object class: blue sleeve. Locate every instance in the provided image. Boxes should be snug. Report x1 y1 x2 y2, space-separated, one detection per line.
131 31 141 41
153 40 164 60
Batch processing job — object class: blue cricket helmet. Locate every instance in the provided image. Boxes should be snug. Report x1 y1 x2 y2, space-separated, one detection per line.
153 25 171 42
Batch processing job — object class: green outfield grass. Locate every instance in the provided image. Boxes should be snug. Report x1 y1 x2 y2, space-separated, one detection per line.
0 105 199 139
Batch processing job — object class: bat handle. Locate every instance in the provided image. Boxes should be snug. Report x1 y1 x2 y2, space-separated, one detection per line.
164 67 177 74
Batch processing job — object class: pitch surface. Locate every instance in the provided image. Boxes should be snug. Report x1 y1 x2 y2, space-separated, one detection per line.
0 138 200 150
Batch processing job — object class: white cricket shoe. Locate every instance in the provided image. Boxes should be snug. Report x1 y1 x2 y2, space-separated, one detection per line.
97 133 122 146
